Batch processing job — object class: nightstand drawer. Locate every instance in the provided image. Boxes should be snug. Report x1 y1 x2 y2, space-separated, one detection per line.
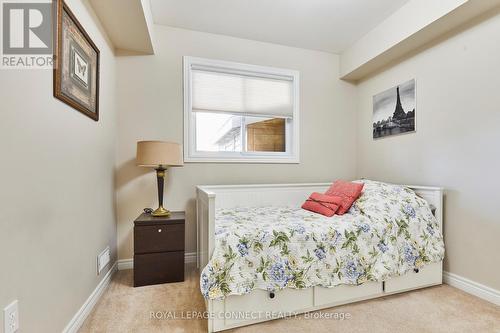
134 224 184 254
134 252 184 287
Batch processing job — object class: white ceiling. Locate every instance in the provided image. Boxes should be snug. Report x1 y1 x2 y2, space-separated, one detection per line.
150 0 410 54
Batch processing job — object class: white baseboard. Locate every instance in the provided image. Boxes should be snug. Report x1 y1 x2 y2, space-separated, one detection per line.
62 262 118 333
444 271 500 306
117 252 197 270
117 258 133 270
63 252 197 331
185 252 197 264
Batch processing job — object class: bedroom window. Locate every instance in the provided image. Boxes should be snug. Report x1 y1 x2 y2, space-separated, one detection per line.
183 57 300 163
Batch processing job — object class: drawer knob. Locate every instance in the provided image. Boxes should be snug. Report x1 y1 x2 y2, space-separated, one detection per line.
414 268 419 273
158 229 162 233
269 292 275 299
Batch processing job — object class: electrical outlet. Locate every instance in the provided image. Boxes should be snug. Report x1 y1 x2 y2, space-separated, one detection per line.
3 300 19 333
97 246 110 275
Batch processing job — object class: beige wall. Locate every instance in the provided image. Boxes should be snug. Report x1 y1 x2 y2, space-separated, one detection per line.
115 26 357 259
356 12 500 290
0 0 117 331
3 6 497 330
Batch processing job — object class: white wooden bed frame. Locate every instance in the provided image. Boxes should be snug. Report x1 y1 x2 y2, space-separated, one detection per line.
196 183 444 332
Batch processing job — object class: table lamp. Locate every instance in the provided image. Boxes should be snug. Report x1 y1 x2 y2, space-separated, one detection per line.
136 141 183 217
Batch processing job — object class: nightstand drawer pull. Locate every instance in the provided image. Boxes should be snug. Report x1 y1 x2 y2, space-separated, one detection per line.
158 229 162 233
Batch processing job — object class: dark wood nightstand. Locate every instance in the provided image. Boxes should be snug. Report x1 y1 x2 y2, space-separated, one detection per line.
133 212 185 287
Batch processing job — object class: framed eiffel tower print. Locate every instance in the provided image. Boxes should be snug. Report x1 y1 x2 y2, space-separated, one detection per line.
372 79 416 139
54 0 100 121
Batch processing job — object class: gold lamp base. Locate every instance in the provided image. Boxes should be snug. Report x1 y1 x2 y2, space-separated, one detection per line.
152 206 171 217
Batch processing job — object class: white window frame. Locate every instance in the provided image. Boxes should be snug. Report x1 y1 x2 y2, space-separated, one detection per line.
183 56 300 163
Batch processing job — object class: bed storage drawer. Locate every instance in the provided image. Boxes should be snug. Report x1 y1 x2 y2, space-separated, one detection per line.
314 282 382 307
385 262 442 294
224 288 313 326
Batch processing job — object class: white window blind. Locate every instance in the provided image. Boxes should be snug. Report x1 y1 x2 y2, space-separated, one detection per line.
191 69 293 118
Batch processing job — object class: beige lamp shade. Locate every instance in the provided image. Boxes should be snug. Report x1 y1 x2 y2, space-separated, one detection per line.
136 141 183 167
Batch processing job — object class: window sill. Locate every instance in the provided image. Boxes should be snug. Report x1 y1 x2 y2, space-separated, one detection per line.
184 156 300 164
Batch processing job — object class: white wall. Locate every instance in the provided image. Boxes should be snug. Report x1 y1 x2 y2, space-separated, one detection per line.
115 25 357 259
0 0 117 331
340 0 469 78
356 10 500 290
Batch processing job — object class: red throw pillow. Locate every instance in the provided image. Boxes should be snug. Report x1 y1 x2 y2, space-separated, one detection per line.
325 180 364 215
302 192 342 217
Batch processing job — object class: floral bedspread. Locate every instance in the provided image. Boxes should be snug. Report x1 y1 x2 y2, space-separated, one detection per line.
200 180 445 300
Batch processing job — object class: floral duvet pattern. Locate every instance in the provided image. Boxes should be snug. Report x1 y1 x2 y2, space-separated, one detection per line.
200 180 445 300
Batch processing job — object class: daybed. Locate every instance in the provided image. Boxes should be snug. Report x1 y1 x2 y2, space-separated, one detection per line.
196 180 444 332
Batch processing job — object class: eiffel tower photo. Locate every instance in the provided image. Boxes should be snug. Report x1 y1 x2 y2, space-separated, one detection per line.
372 79 416 139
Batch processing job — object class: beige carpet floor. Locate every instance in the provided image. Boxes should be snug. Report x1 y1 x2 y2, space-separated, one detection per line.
79 264 500 333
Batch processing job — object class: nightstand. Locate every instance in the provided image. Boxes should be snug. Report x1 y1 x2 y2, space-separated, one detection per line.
133 212 185 287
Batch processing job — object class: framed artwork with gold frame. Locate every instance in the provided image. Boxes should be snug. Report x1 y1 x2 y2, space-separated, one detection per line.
53 0 100 121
